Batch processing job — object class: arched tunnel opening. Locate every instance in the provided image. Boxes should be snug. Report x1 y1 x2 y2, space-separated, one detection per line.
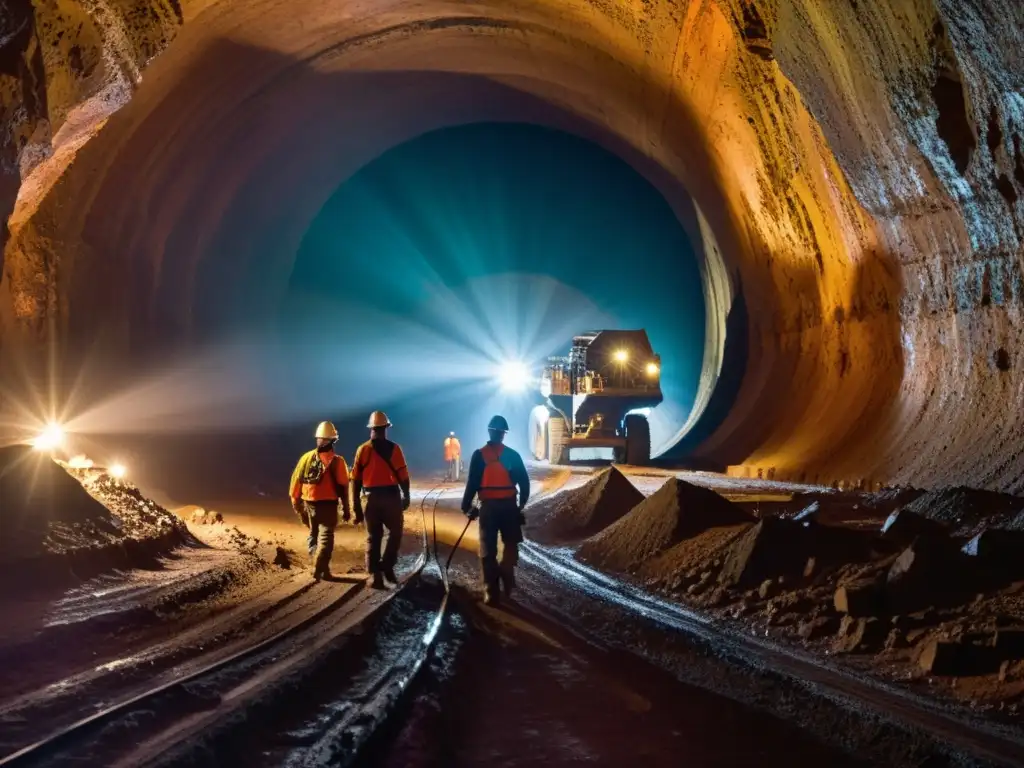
0 0 1020 495
281 122 708 463
89 118 716 497
3 3 1024 762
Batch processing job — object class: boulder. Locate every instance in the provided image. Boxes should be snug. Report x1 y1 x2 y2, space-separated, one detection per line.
834 616 888 653
801 520 878 566
880 509 947 547
917 638 1001 676
834 577 884 617
886 536 972 612
792 501 820 522
718 518 807 588
961 528 1024 583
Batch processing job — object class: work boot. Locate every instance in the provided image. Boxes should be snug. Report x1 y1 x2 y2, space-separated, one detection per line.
483 581 501 606
383 567 398 585
371 572 386 590
500 568 515 598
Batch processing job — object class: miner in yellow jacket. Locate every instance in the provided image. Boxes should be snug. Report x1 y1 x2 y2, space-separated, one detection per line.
290 421 351 580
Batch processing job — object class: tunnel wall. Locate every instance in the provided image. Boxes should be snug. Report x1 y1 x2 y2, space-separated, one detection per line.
1 0 1022 491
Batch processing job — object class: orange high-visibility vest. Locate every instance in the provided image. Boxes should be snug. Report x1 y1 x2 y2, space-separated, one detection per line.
444 436 461 462
479 444 517 500
353 441 409 489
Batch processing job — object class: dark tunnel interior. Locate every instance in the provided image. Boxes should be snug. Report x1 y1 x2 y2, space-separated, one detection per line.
92 122 707 505
4 2 1024 760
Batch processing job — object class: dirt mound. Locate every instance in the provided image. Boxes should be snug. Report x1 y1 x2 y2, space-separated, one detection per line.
899 487 1023 535
0 446 121 562
576 477 753 573
535 467 643 542
640 524 751 588
0 447 187 587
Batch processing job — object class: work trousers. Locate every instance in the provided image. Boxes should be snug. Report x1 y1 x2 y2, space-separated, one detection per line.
446 457 461 482
364 491 404 574
477 498 523 588
305 500 338 577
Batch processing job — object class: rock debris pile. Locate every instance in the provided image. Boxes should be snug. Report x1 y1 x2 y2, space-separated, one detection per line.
576 477 753 572
531 467 643 543
0 446 186 584
550 477 1024 715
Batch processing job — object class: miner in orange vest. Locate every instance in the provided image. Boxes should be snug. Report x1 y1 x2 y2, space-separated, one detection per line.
444 431 462 481
289 421 351 581
461 414 530 605
351 411 411 589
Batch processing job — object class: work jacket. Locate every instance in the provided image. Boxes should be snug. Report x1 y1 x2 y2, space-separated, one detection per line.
290 449 350 504
461 442 530 511
444 436 462 462
352 439 410 490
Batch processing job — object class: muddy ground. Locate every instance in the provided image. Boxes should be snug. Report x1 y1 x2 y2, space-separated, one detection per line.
5 450 1024 766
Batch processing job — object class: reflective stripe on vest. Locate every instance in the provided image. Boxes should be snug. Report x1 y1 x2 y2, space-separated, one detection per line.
479 444 516 500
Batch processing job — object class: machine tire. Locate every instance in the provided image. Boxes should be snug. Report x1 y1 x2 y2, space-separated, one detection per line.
548 414 569 465
624 414 650 466
528 407 549 461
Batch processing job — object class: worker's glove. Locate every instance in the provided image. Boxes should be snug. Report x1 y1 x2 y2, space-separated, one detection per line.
341 507 352 524
464 507 479 521
402 495 411 512
518 512 527 527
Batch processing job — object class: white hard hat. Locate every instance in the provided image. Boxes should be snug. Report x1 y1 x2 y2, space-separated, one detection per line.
315 421 339 440
367 411 392 428
449 431 455 436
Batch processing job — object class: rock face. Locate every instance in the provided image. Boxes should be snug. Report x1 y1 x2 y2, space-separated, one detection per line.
2 0 1024 490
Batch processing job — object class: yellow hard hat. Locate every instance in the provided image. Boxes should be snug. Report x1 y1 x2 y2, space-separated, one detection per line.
367 411 392 428
314 421 339 440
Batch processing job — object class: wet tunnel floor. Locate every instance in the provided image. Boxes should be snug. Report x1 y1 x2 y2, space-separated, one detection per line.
371 570 860 767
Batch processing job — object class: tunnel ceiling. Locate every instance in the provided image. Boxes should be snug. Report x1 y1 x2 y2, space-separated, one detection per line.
1 0 1023 491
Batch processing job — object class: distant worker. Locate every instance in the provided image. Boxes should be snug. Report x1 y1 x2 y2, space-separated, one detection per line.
444 431 462 482
461 414 530 605
352 411 411 589
289 421 351 581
